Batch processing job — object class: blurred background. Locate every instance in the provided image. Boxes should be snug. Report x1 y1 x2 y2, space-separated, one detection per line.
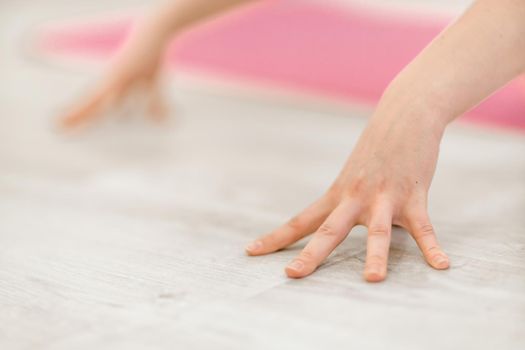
0 1 524 349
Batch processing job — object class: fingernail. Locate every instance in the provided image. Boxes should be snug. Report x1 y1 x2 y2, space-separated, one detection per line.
245 240 262 253
287 260 304 271
433 255 449 269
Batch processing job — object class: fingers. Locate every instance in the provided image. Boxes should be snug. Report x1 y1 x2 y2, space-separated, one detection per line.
363 202 393 282
408 213 449 270
59 78 168 130
245 196 336 256
59 89 109 129
59 80 125 130
59 76 166 130
285 200 359 278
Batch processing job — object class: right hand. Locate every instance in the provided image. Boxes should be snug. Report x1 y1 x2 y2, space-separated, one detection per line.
58 28 169 130
245 96 451 282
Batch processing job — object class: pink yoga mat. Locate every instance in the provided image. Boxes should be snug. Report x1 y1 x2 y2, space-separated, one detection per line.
38 0 525 131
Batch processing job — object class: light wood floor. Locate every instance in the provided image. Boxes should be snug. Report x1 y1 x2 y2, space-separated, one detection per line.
1 1 524 349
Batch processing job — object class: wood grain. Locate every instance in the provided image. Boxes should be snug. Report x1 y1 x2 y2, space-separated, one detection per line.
1 1 524 349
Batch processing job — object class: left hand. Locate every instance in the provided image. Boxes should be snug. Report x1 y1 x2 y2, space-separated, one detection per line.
58 23 168 130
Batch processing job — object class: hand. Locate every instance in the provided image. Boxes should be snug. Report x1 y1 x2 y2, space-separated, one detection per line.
57 0 257 129
246 99 450 282
58 26 168 130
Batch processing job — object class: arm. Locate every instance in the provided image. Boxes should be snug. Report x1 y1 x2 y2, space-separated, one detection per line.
380 0 525 128
59 0 254 129
246 0 525 282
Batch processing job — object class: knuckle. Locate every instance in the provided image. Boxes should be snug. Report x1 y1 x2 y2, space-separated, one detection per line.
286 215 307 232
325 185 341 202
367 254 386 265
299 249 316 262
427 245 440 256
415 223 436 238
428 248 442 256
376 178 388 194
349 176 366 194
424 244 444 260
317 223 339 237
368 225 391 237
261 232 281 246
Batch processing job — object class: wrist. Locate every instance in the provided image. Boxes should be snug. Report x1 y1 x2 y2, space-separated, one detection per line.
370 81 452 140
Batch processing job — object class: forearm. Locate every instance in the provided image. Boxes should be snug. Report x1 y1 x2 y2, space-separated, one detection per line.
375 0 525 130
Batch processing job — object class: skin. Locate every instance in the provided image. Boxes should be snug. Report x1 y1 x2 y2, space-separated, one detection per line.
245 0 525 282
60 0 525 282
59 0 252 128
